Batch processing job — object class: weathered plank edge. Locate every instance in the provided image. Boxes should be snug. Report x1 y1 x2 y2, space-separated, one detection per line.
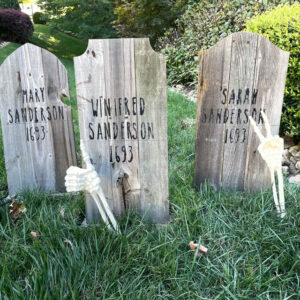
194 35 233 190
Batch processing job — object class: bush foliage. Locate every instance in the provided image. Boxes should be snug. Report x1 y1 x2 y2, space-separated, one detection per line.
0 0 19 9
160 0 296 87
113 0 186 45
37 0 117 40
246 3 300 137
0 8 33 43
33 11 46 25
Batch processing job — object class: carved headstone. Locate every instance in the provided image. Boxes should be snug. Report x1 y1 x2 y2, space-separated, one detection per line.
0 43 77 194
74 38 169 223
194 32 289 192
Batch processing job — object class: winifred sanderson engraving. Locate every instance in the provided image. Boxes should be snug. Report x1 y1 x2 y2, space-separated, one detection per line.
88 96 155 141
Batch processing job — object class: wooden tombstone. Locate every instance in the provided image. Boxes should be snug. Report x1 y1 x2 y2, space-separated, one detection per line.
194 32 289 192
0 44 77 194
74 38 169 223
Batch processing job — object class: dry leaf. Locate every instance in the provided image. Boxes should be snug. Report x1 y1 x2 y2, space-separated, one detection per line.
30 231 39 238
9 199 27 220
181 118 196 129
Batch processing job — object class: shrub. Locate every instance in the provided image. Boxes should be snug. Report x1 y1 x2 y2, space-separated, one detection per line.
0 8 34 43
113 0 184 45
0 0 20 10
246 3 300 137
33 11 46 25
159 0 296 87
37 0 117 40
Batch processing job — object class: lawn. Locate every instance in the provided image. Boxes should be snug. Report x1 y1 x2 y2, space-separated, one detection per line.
0 25 87 64
0 27 299 299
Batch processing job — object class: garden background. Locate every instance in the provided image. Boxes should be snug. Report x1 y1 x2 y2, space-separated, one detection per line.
0 0 299 299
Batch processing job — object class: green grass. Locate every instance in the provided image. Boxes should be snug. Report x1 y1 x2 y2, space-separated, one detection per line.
0 28 300 299
0 42 20 65
30 24 87 59
0 25 87 65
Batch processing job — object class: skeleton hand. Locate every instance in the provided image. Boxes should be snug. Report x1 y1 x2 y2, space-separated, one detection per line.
249 112 285 217
65 140 119 231
65 166 100 194
249 113 283 171
65 141 101 193
256 135 284 172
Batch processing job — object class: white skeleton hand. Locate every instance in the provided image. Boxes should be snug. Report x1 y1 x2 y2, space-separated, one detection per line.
257 136 283 171
65 166 100 194
65 140 119 231
65 140 101 193
249 112 285 218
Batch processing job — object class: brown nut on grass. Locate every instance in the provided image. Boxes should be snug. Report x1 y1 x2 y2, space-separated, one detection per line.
189 241 208 256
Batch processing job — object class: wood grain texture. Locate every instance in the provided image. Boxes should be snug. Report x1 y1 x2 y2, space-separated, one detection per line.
194 32 289 192
221 33 258 190
135 39 169 223
0 43 77 194
74 38 168 223
194 35 232 189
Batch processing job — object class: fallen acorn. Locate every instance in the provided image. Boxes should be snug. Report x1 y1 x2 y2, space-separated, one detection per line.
189 241 208 256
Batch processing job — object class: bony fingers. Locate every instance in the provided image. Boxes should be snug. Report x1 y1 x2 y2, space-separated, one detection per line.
65 175 87 183
261 111 272 138
66 186 82 192
66 183 85 188
66 167 88 176
65 185 85 192
249 116 265 142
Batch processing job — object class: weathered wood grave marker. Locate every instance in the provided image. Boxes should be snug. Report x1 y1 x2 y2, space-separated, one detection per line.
74 38 169 223
0 44 77 194
194 32 289 192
